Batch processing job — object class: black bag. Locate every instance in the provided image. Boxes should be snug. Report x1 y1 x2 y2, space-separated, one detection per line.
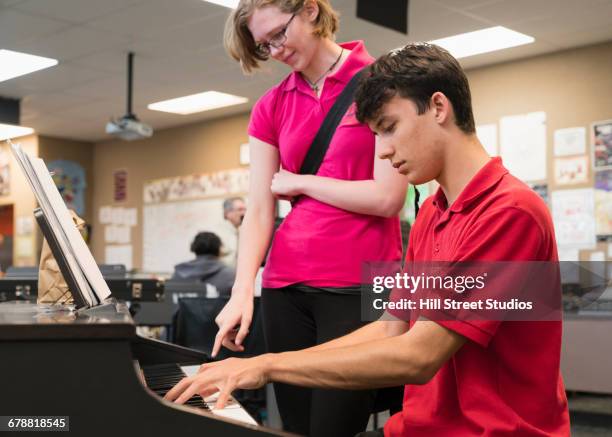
299 67 368 175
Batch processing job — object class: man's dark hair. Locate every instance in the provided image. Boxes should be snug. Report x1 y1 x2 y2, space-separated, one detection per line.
356 43 476 134
191 232 222 256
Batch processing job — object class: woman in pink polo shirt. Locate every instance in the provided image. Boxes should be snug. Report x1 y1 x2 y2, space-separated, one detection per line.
217 1 407 435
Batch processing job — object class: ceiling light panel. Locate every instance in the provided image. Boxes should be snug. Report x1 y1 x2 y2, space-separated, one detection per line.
148 91 248 115
0 49 58 83
429 26 535 59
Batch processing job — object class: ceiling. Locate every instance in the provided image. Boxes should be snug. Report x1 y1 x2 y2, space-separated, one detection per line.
1 0 612 142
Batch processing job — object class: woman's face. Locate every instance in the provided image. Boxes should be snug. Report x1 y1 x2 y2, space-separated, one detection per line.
247 4 319 72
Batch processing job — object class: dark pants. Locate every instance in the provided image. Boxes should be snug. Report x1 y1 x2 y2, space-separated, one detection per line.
262 287 376 437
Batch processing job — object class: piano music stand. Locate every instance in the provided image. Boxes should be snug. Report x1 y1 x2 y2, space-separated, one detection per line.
34 207 115 312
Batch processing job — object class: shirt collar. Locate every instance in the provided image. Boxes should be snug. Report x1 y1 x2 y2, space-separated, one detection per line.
432 157 509 214
282 40 373 92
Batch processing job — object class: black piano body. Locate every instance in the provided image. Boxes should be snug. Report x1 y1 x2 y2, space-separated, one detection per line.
0 301 292 437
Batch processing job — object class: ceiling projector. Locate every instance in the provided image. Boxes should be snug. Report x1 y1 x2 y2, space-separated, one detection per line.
106 52 153 141
106 115 153 141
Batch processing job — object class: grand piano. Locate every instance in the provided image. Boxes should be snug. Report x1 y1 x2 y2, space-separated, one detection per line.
0 300 292 436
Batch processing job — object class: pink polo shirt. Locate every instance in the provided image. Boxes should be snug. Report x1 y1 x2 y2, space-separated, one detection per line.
248 41 402 288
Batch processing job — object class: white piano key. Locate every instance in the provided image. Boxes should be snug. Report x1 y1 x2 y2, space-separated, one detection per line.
180 364 258 426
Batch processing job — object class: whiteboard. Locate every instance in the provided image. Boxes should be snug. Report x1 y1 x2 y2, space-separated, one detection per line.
143 198 234 274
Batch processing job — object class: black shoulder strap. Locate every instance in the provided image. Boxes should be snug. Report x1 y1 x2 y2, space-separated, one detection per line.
299 67 368 175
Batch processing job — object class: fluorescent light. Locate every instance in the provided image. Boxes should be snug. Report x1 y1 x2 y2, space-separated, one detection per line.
201 0 239 8
0 49 58 83
0 123 34 141
148 91 248 115
429 26 534 59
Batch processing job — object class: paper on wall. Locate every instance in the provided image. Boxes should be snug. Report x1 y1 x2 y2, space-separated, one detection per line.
240 143 250 165
111 207 124 225
15 216 34 235
115 226 131 244
99 206 112 224
105 245 132 270
124 208 137 227
554 156 588 185
594 169 612 236
554 127 586 156
476 124 498 156
105 225 131 244
500 112 547 181
15 237 34 258
104 226 117 244
551 188 596 249
589 251 605 262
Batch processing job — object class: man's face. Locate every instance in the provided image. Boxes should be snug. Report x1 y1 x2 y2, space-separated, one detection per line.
226 200 246 228
369 95 443 185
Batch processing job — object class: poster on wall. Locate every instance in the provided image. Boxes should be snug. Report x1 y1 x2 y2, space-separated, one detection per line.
592 119 612 169
595 169 612 236
500 111 547 182
554 127 586 156
553 156 588 185
47 160 86 216
0 147 10 196
551 188 596 249
143 168 249 204
114 169 128 202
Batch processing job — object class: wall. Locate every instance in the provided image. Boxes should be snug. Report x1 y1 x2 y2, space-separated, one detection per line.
90 41 612 271
91 114 250 269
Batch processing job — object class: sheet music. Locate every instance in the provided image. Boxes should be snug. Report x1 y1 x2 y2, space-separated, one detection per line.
10 142 111 305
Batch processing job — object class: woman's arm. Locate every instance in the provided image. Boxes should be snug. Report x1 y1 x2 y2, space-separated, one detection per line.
271 136 409 217
212 136 279 357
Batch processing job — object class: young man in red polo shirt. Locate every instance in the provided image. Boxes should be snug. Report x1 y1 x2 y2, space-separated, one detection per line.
166 43 570 436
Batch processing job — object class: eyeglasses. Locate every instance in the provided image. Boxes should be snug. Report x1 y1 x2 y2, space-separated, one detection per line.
255 13 297 57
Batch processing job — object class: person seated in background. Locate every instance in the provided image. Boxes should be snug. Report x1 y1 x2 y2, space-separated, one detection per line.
172 232 235 297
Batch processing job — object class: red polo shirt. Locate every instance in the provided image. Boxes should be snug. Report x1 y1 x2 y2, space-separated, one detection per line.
385 158 570 436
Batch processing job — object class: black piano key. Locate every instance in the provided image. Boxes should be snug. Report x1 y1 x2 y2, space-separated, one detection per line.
141 363 210 410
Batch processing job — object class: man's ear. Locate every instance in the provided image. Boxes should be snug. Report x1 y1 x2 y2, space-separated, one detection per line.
431 92 452 126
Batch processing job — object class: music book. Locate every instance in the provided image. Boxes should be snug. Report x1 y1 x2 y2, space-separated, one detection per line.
9 140 111 309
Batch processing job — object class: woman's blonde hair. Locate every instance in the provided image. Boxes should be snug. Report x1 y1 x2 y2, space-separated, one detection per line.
224 0 339 74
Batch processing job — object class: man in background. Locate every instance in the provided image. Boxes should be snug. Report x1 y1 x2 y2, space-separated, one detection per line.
221 197 246 267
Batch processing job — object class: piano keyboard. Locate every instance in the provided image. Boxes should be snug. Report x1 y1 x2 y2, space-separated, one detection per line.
142 363 210 410
142 363 258 426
